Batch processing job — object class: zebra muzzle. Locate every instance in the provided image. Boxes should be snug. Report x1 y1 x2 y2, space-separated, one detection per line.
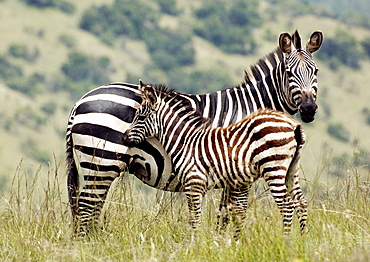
122 129 133 146
299 94 318 123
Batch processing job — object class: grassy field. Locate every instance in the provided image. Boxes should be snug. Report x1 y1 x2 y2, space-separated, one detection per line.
1 0 370 182
0 160 368 261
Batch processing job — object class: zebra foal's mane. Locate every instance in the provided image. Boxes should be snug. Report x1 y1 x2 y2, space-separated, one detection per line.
141 83 212 129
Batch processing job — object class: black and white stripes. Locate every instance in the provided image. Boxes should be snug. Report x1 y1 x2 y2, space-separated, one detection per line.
66 30 322 233
123 83 308 236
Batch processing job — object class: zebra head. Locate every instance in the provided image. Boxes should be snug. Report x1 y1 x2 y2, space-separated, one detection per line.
279 30 323 123
122 82 161 147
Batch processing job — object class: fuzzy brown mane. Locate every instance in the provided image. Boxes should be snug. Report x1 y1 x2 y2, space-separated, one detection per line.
149 84 213 129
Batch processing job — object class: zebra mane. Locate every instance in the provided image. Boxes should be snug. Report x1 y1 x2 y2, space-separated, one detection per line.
151 83 175 95
243 48 284 85
150 84 213 129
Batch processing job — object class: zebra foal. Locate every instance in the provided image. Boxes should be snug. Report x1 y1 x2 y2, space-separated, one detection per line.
123 82 307 236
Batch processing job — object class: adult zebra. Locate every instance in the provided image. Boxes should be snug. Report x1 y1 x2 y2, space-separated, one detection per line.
122 83 307 237
66 30 323 233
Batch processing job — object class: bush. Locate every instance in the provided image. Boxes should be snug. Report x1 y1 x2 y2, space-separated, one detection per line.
194 0 260 55
80 0 157 43
41 102 57 116
361 107 370 125
7 73 45 97
144 28 195 70
58 34 76 48
22 139 50 163
157 0 179 15
8 43 40 63
60 51 114 98
362 37 370 58
22 0 75 14
61 51 112 84
0 55 23 79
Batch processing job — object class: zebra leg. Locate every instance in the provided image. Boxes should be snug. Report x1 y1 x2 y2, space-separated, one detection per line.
185 191 205 230
286 139 308 234
216 188 231 232
290 172 308 233
184 173 207 230
265 175 295 235
77 169 120 235
229 186 251 239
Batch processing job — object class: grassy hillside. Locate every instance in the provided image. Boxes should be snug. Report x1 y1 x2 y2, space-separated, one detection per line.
0 0 369 187
0 2 369 178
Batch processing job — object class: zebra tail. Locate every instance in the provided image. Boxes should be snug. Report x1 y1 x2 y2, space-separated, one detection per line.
286 124 305 192
66 125 79 228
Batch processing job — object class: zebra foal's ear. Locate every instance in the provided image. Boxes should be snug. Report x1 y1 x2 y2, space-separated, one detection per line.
292 30 302 50
306 30 323 53
279 32 292 54
139 80 157 108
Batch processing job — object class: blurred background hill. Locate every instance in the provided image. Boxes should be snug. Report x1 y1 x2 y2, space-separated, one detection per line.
0 0 369 190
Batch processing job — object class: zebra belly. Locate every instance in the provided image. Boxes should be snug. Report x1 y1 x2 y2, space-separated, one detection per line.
126 137 177 191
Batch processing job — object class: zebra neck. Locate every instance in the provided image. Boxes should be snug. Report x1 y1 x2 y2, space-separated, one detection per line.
182 54 298 127
274 63 298 115
157 114 209 174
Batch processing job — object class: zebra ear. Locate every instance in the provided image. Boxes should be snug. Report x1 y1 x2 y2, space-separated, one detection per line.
306 30 323 53
279 32 292 54
138 80 148 100
292 30 302 50
139 81 157 108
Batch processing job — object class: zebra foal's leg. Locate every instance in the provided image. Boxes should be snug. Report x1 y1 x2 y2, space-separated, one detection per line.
290 172 308 233
265 173 295 235
229 186 251 239
216 188 231 232
286 141 308 234
184 173 207 231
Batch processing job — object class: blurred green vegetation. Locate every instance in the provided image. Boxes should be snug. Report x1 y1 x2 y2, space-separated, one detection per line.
0 0 369 182
193 0 261 54
22 0 75 14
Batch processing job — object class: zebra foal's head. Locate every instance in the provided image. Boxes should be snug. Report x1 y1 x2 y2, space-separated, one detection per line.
122 82 163 147
279 30 323 123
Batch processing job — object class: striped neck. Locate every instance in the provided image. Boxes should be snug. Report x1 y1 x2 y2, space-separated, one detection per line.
242 48 297 115
183 48 297 127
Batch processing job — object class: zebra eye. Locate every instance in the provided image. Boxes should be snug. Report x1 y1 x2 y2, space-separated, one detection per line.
314 68 319 75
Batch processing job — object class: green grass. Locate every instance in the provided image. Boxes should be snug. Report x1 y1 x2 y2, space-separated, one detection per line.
1 0 370 184
0 160 368 261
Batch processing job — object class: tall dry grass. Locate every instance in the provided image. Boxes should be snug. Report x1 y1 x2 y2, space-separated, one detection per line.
0 159 369 261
